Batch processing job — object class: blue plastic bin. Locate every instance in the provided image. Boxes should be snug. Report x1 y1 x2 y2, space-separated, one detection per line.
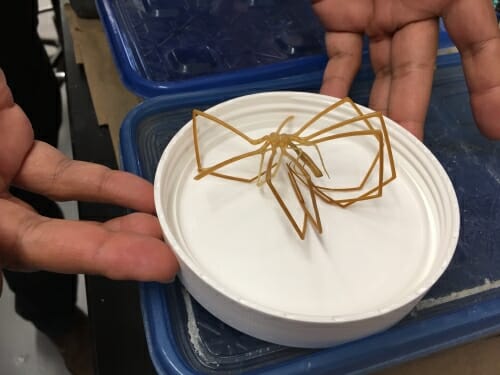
120 64 500 374
101 1 500 373
97 0 460 98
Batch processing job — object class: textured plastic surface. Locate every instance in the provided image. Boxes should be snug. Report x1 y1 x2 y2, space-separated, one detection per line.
121 64 500 374
97 0 459 97
96 0 327 97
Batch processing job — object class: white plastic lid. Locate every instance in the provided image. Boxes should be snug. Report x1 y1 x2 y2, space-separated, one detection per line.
155 91 460 326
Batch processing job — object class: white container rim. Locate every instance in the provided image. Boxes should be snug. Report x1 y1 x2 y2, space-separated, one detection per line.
154 91 460 325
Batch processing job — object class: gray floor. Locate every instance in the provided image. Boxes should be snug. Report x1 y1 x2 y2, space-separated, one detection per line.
0 1 87 374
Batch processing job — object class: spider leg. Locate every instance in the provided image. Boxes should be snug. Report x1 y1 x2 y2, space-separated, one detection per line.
311 112 396 191
293 97 353 136
313 129 387 207
264 148 307 239
291 105 396 204
195 143 269 182
265 147 324 239
192 109 272 183
276 115 295 134
286 156 322 235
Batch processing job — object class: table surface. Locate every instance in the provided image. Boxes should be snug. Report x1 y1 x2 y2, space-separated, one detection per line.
60 5 156 374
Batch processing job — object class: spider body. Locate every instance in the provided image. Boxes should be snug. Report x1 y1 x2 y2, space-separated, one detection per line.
191 97 396 240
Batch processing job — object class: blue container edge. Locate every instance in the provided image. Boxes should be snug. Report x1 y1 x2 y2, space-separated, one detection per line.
119 88 500 375
115 8 500 372
96 0 329 99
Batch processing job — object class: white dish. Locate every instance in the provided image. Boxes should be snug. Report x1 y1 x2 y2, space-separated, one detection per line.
154 91 460 348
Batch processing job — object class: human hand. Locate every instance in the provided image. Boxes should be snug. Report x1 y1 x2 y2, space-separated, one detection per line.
312 0 500 140
0 69 178 296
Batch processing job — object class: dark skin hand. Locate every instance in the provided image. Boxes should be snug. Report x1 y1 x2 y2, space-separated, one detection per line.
312 0 500 140
0 69 179 296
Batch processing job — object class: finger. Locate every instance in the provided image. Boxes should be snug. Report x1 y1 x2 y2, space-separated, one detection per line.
368 36 392 114
442 0 500 139
0 68 14 111
12 141 156 214
320 32 364 98
311 0 371 97
311 0 371 32
103 212 163 239
5 193 37 212
0 199 178 282
0 105 33 189
387 19 439 139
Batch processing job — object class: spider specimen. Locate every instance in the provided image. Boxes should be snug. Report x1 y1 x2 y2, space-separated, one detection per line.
191 97 396 239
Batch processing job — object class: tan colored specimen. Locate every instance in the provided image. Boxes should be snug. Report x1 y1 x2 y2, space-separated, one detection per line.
192 98 397 240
